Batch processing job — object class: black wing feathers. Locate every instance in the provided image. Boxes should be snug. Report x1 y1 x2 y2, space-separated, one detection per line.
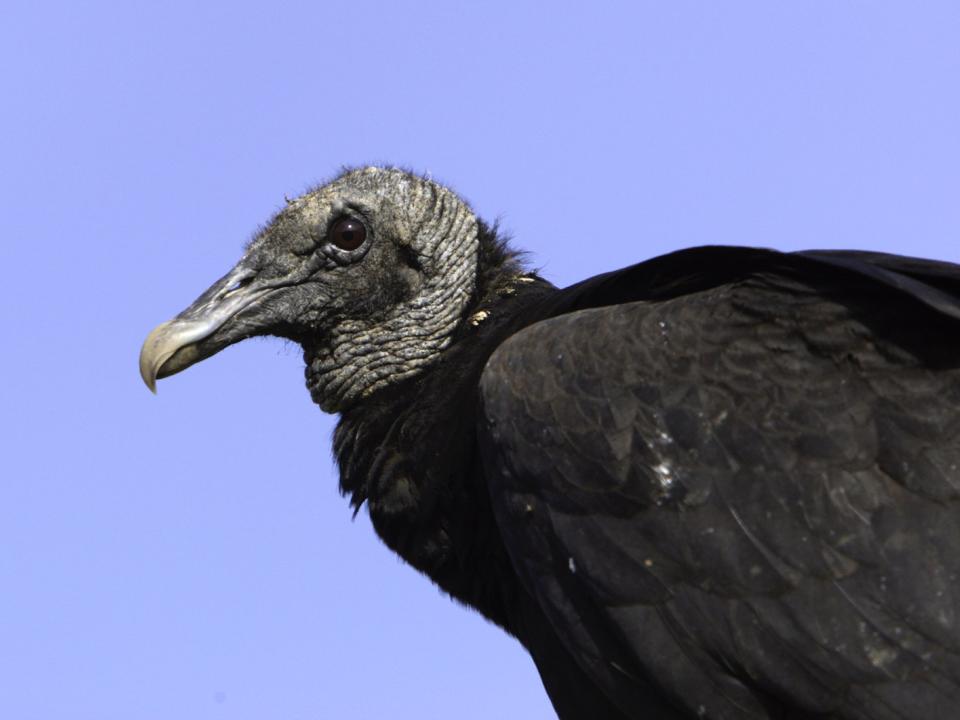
480 250 960 719
546 246 960 324
798 249 960 321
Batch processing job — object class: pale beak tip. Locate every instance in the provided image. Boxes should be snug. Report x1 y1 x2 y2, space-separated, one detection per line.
139 348 159 394
139 321 173 394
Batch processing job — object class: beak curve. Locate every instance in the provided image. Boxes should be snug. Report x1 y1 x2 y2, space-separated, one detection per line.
139 319 216 393
139 268 273 393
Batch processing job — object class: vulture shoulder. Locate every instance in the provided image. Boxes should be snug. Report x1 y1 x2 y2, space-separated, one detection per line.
479 248 960 719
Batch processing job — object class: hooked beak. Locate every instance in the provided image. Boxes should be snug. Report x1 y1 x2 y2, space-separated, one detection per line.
139 267 273 393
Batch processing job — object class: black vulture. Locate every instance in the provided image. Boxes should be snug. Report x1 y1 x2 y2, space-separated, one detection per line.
140 167 960 719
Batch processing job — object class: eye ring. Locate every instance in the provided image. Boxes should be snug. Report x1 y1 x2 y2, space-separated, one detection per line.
327 216 367 251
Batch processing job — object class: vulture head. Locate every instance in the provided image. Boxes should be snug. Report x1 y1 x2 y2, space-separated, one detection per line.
139 167 482 411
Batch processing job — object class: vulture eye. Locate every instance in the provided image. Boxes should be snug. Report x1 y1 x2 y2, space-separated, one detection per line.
328 217 367 251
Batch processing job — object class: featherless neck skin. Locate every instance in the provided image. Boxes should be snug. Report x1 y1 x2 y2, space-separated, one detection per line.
332 217 550 511
302 171 481 412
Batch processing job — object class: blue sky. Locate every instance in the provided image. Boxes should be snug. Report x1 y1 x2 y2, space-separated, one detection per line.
2 2 959 718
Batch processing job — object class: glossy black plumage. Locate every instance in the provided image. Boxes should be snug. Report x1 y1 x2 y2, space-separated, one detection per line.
337 240 960 719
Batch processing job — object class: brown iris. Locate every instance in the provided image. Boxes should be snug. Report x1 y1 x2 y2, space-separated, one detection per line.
329 217 367 250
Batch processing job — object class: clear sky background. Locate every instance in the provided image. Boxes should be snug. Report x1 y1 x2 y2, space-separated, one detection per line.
2 2 959 719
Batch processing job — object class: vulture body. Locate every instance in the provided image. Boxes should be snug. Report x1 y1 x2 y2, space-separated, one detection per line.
141 167 960 719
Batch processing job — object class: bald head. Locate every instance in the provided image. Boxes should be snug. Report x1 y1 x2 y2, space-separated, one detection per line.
140 167 481 411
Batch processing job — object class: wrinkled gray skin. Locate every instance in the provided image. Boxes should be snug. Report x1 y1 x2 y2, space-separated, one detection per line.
140 167 479 411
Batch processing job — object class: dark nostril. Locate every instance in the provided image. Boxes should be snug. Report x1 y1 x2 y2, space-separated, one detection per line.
224 275 253 295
